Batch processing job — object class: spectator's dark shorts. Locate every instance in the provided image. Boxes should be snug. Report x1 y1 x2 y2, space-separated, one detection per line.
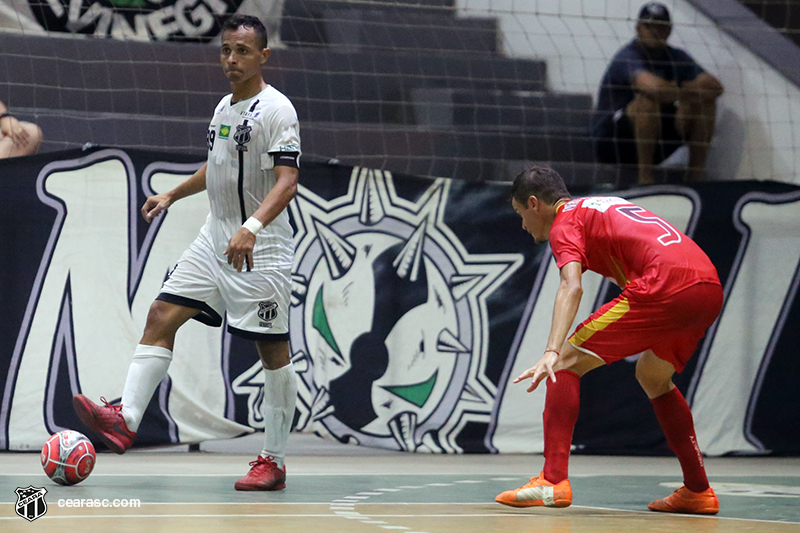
594 103 685 165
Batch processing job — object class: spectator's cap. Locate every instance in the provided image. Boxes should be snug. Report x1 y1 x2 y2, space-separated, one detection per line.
638 2 671 25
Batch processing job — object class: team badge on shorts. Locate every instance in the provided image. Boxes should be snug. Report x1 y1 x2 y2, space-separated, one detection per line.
15 486 47 522
258 301 278 326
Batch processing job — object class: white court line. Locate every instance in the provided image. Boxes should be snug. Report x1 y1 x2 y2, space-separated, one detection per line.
0 473 521 477
4 473 800 478
572 505 800 525
0 514 340 520
0 502 489 506
1 501 797 525
3 472 794 479
0 510 797 525
0 513 633 520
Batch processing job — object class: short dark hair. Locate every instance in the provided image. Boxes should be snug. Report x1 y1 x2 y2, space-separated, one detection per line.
222 15 268 49
509 166 570 206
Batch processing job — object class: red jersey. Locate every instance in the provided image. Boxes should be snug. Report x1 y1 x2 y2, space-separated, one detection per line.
548 197 720 300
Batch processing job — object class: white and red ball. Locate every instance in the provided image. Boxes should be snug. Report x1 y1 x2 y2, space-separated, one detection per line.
41 430 96 486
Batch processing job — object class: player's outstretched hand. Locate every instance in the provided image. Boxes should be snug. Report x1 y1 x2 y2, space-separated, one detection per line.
224 228 256 272
513 350 559 393
142 194 172 223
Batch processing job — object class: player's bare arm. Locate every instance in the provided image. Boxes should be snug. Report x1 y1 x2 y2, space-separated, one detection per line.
141 162 208 222
514 261 584 392
224 164 299 272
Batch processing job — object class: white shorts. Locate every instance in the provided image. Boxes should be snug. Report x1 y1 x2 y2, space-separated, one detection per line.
158 233 291 341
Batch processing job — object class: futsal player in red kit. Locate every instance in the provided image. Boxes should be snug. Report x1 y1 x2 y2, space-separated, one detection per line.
495 166 722 514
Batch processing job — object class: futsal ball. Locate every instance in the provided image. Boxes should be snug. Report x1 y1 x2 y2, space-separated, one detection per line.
41 430 96 486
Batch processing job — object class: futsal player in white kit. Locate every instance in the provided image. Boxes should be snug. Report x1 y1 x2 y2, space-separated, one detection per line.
73 15 300 491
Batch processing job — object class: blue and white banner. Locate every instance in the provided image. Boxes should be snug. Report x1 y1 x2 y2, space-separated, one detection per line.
0 0 282 42
1 148 798 456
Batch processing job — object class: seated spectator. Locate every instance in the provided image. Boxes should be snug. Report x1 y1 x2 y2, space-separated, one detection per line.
592 2 724 185
0 100 43 159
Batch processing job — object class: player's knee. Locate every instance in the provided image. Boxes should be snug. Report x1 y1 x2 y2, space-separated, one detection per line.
256 339 290 370
143 300 178 337
635 365 671 397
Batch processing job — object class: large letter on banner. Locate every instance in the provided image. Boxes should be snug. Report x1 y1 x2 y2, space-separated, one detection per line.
1 150 246 450
690 191 800 455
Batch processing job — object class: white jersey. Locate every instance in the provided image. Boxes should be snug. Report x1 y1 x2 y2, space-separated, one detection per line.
204 85 301 272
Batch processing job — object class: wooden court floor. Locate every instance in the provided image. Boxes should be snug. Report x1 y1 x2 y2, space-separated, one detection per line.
2 434 799 532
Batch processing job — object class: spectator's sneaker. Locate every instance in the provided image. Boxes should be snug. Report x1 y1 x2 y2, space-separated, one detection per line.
495 472 572 508
234 455 286 491
72 395 136 454
648 485 719 514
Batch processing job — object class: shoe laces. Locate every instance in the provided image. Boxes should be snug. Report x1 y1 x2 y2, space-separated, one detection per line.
99 396 123 413
248 455 279 473
524 475 543 487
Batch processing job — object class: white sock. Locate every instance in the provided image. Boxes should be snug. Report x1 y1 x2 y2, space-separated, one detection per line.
260 363 297 469
120 344 173 433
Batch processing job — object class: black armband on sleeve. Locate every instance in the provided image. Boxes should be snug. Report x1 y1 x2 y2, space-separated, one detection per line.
270 151 300 169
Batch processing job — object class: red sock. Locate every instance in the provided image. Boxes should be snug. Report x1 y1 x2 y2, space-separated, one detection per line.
651 387 709 493
542 369 580 484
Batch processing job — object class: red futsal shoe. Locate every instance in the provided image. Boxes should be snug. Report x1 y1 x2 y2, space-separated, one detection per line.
72 395 136 454
234 455 287 491
495 472 572 508
648 485 719 515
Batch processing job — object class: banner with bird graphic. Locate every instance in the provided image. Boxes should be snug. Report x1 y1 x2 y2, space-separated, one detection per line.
1 147 799 456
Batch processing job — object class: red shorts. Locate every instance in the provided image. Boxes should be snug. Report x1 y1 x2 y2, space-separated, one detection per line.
568 282 723 372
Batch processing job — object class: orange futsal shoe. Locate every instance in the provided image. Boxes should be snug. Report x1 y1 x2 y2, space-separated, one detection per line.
495 472 572 508
234 455 287 491
72 395 136 454
648 485 719 515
